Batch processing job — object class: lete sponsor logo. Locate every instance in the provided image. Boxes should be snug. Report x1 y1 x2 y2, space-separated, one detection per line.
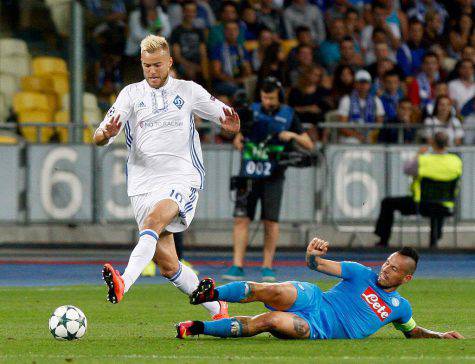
361 287 392 321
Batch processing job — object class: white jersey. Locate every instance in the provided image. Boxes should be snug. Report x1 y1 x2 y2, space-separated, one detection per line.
99 77 228 196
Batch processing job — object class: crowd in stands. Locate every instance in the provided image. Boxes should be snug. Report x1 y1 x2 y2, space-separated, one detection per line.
1 0 474 145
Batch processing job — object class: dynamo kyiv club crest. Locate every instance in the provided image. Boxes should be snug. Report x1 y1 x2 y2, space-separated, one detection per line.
173 95 185 109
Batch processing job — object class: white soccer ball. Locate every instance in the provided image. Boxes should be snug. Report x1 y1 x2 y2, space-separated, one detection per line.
49 305 87 340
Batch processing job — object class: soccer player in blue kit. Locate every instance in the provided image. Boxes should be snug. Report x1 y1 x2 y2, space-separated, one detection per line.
175 237 464 340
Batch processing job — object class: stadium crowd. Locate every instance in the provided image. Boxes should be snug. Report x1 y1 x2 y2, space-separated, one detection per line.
1 0 474 144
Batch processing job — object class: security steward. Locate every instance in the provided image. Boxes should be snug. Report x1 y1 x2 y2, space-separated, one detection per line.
374 131 463 248
222 77 314 282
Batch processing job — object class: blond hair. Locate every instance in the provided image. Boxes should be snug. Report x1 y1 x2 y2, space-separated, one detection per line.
140 35 169 54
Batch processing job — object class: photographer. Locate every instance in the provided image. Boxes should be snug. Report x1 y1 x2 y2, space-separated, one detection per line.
223 77 314 282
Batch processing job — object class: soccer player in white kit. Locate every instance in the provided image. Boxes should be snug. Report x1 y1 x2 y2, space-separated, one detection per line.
93 35 240 320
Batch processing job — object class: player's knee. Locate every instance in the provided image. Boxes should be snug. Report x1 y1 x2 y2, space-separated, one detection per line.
234 217 250 229
261 313 282 331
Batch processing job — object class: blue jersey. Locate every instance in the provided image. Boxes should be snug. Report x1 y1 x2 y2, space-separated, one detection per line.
284 262 414 339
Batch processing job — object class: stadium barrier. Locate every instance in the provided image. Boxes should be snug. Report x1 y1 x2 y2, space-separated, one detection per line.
1 142 475 224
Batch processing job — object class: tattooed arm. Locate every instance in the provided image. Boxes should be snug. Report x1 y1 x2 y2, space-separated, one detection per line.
305 238 342 277
405 326 464 339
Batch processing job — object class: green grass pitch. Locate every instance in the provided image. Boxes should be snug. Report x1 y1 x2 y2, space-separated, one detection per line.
1 279 474 363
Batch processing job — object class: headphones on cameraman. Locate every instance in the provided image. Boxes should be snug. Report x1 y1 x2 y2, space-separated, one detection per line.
262 76 285 103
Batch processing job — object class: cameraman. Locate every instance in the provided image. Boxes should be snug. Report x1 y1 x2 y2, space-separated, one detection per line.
223 77 314 282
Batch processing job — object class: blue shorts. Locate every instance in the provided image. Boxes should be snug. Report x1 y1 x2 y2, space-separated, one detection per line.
265 281 326 340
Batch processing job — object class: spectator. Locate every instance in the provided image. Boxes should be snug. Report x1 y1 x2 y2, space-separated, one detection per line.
241 6 260 41
447 13 473 59
84 0 127 56
343 7 364 49
408 52 441 107
379 70 405 121
125 0 171 57
448 59 475 113
423 10 444 47
408 0 448 30
210 21 252 97
361 2 401 55
170 1 207 83
284 0 326 45
319 18 346 71
256 0 287 39
96 54 123 103
288 65 331 140
249 27 274 72
378 98 419 144
370 57 402 96
397 19 427 77
337 70 385 143
287 26 319 70
366 41 400 78
377 0 409 41
339 36 364 69
207 1 245 50
325 0 350 22
423 95 464 146
424 81 450 116
461 45 475 65
362 27 394 66
167 0 216 30
330 64 355 108
287 44 315 87
256 42 287 94
374 131 462 248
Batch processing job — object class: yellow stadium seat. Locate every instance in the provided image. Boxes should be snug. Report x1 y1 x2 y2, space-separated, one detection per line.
21 75 54 93
0 56 31 78
45 93 58 112
0 38 29 57
244 40 258 52
13 92 50 113
18 110 54 143
281 39 298 58
62 92 99 111
48 74 69 96
54 110 96 143
32 56 68 76
0 134 19 144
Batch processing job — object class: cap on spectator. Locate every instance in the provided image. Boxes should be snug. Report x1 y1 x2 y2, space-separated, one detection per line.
355 70 372 83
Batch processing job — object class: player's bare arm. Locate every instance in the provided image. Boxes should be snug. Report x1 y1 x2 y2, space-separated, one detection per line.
305 237 342 277
93 114 122 146
219 107 240 134
405 326 464 339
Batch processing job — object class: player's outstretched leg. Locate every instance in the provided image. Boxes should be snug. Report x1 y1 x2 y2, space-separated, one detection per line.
176 312 310 340
190 279 298 311
154 233 228 319
102 199 177 303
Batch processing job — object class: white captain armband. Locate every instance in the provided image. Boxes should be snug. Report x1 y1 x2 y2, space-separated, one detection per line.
393 317 417 332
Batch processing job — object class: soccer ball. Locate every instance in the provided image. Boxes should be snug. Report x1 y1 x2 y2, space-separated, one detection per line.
49 305 87 340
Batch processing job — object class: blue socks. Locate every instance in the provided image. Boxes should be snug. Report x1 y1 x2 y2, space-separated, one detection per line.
203 318 242 338
216 281 250 303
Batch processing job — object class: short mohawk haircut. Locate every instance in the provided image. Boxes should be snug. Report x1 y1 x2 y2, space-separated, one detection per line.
398 247 419 266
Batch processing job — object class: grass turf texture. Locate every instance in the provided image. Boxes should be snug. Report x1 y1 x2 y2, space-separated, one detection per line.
0 279 474 363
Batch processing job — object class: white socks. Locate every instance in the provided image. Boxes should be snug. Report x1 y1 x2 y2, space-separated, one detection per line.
169 262 221 317
122 230 158 293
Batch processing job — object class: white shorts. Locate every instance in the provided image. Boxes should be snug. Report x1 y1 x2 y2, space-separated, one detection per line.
130 184 199 233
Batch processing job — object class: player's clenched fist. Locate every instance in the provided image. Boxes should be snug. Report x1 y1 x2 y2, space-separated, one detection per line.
306 237 329 257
